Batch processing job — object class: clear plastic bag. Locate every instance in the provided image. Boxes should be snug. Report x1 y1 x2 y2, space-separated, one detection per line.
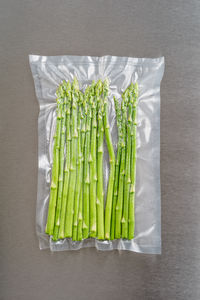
29 55 164 254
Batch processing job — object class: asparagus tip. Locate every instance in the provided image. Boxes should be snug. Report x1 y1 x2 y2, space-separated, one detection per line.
103 78 109 99
73 76 79 91
134 82 139 97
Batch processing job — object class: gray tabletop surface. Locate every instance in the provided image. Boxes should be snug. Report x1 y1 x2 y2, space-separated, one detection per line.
1 1 200 299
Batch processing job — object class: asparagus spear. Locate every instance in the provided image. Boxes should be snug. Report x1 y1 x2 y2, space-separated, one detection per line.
122 89 132 239
83 85 92 239
52 83 67 241
104 79 115 240
72 91 83 241
110 96 122 240
128 83 138 239
77 189 83 241
89 81 97 237
45 85 63 235
96 80 104 239
58 81 72 239
115 93 127 238
77 94 86 241
65 77 79 238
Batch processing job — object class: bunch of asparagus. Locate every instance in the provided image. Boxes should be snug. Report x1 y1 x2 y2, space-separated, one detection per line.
45 78 138 241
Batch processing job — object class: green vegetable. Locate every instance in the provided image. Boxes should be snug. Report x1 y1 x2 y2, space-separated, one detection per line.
122 90 132 239
128 83 138 240
45 85 63 235
83 86 92 239
65 78 79 238
89 82 97 237
58 81 71 239
52 83 66 241
72 91 83 241
111 96 122 240
77 92 86 241
104 79 115 240
115 93 127 239
96 80 104 239
45 79 138 242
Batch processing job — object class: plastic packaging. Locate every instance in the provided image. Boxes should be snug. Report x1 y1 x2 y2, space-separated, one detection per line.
29 55 164 254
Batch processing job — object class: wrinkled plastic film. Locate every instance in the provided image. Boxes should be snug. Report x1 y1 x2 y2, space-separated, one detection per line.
29 55 164 254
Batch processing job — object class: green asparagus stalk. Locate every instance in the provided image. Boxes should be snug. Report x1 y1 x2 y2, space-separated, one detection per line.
110 96 122 240
58 81 72 239
65 77 79 238
104 79 115 240
77 94 87 241
83 86 92 239
128 83 138 239
72 91 83 241
89 81 97 237
77 190 83 241
122 89 132 239
96 80 104 239
52 83 67 241
115 93 127 239
45 85 63 235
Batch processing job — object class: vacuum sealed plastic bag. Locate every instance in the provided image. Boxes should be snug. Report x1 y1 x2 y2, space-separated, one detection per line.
29 55 164 254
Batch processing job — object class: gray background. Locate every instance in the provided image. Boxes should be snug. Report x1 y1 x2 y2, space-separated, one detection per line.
0 1 200 299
